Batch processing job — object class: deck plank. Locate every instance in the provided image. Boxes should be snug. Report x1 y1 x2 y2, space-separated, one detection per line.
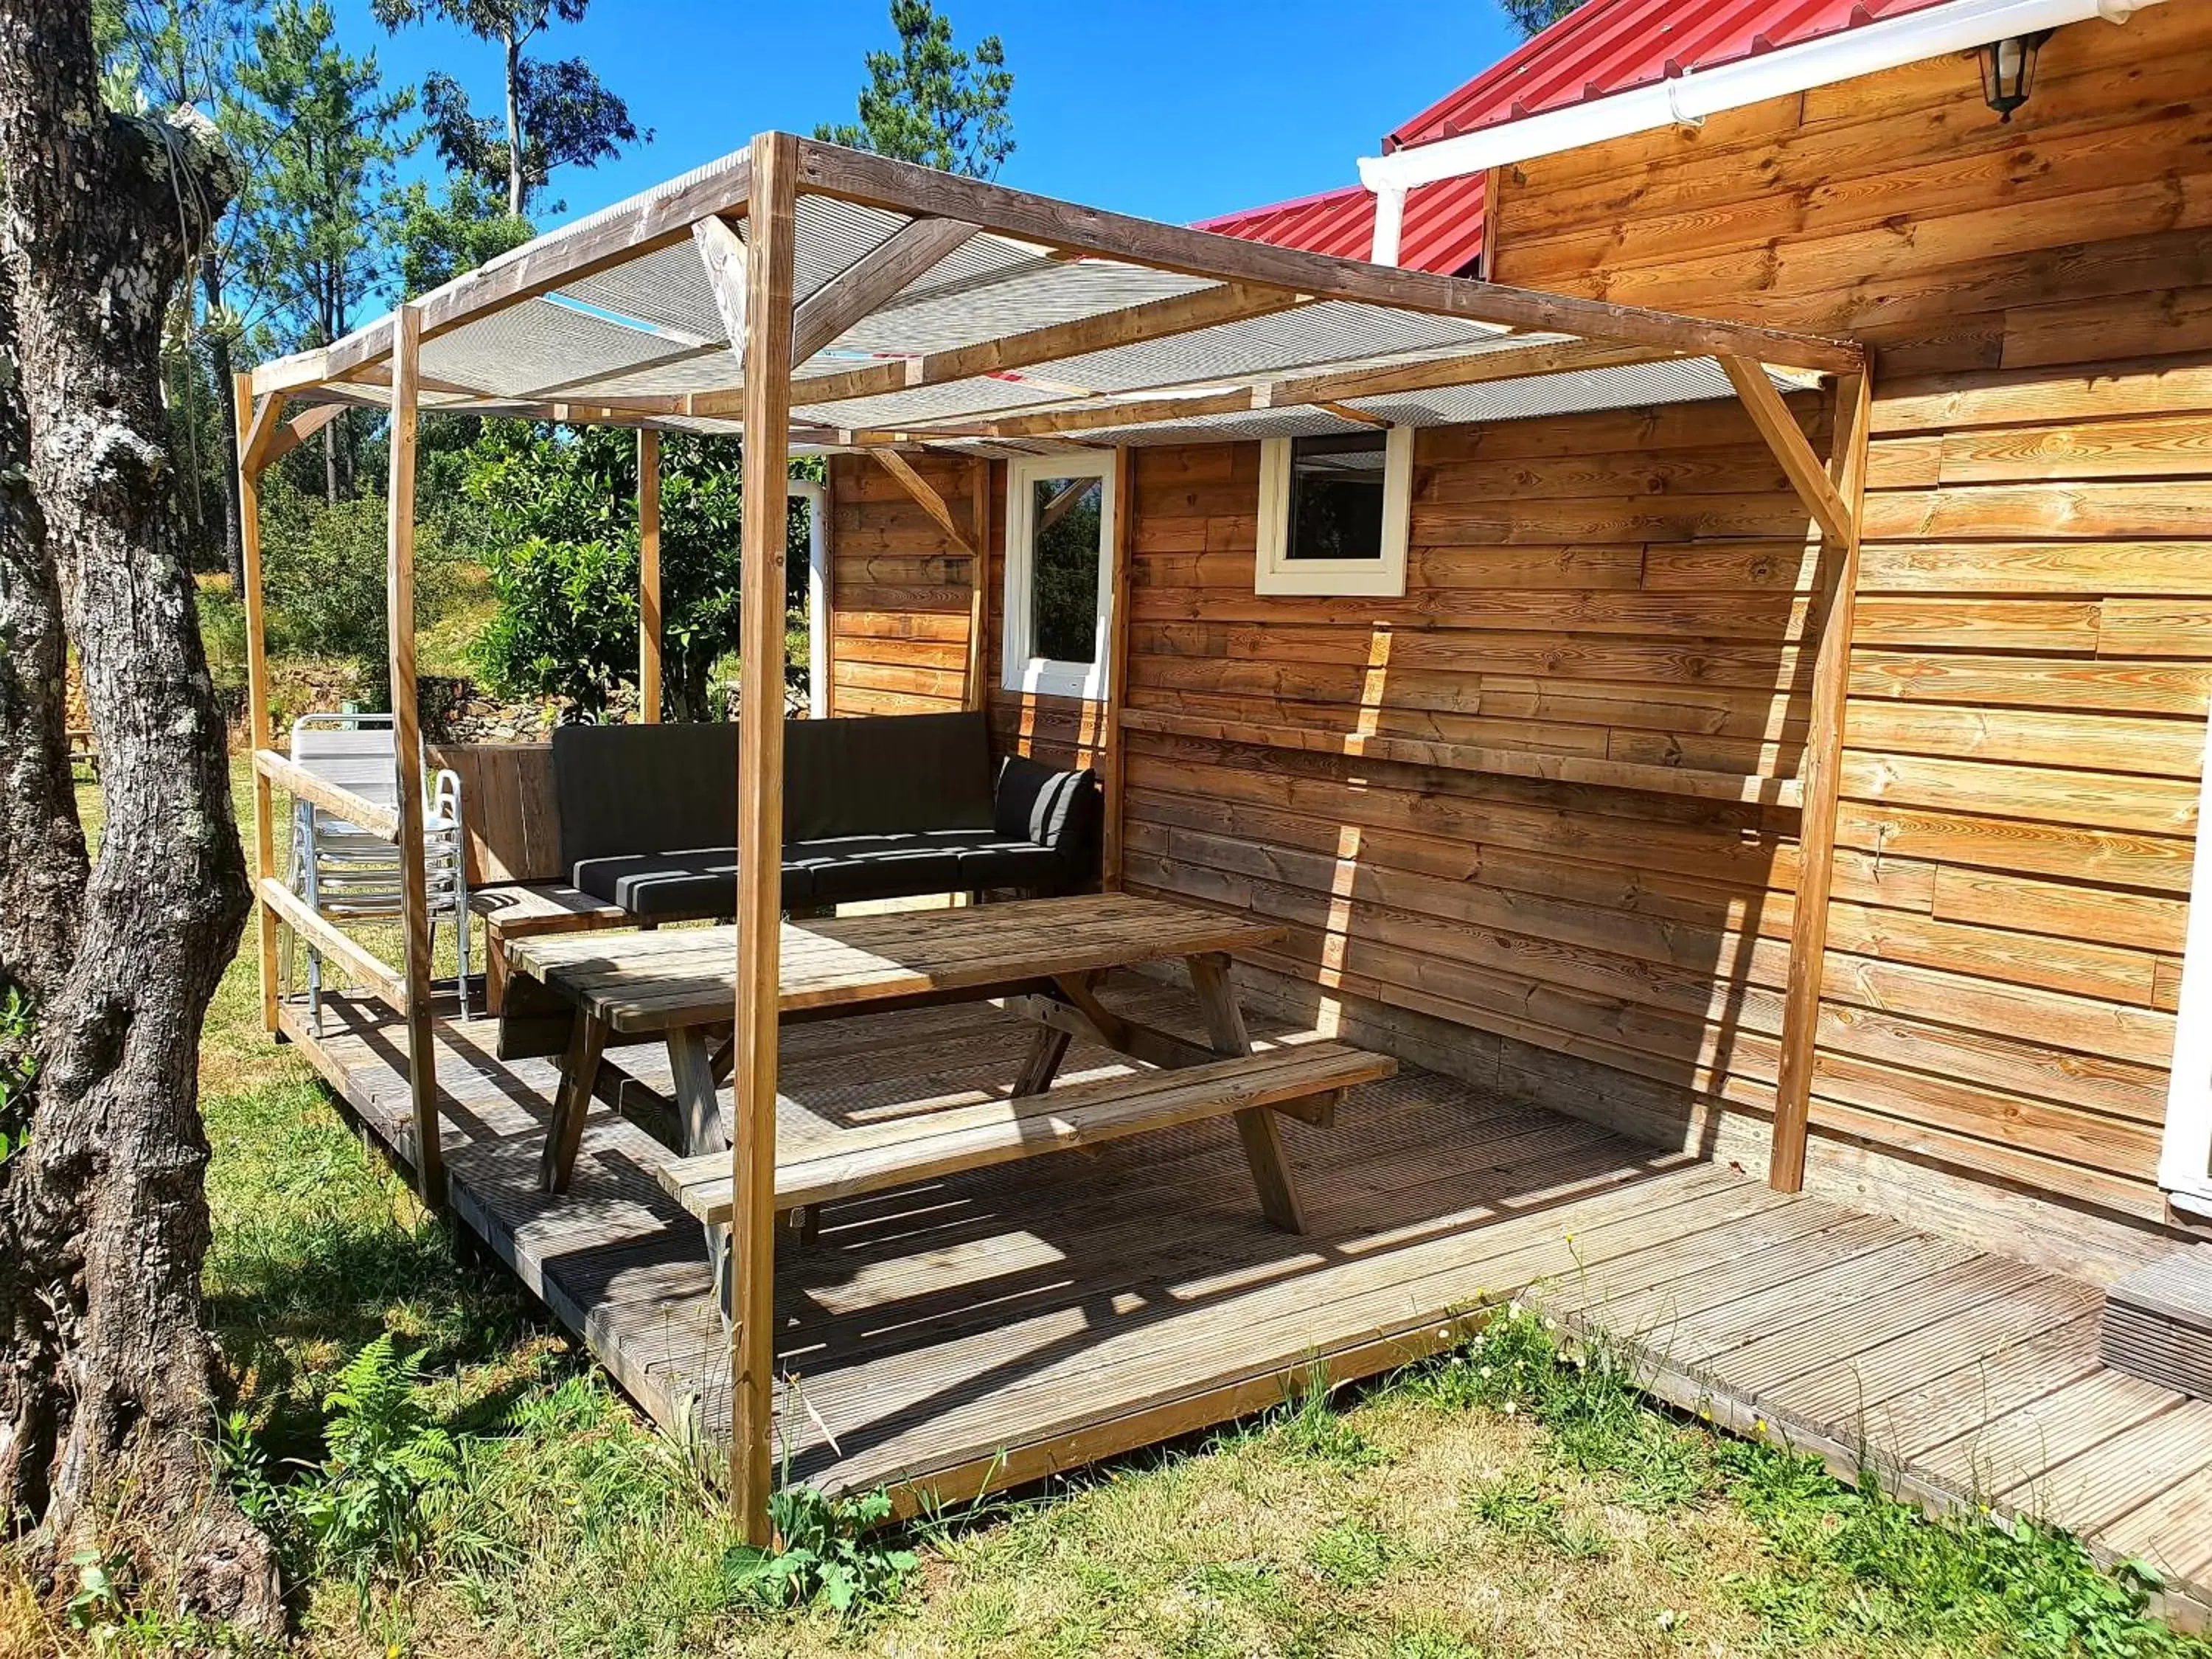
1916 1369 2183 1498
275 979 2212 1614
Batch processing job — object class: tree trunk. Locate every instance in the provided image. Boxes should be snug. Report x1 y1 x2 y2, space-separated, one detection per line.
201 259 245 596
504 27 524 216
0 0 276 1633
0 260 85 1003
0 237 91 1543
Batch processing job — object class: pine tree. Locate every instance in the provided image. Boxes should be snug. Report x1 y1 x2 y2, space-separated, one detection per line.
371 0 645 216
226 0 413 501
816 0 1015 180
1500 0 1590 40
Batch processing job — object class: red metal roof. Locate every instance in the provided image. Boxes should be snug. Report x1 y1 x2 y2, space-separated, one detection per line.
1200 0 1954 273
1391 0 1952 148
1193 175 1487 276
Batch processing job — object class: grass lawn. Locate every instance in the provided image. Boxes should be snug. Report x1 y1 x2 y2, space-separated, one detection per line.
6 754 2209 1658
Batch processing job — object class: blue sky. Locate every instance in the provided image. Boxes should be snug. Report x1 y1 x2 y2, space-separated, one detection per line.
334 0 1523 232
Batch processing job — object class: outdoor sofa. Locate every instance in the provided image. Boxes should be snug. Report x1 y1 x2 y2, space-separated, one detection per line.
553 709 1101 916
472 711 1101 1046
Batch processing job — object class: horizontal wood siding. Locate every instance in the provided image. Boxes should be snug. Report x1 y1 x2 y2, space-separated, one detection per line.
827 452 1107 773
1489 2 2212 1222
1119 409 1824 1134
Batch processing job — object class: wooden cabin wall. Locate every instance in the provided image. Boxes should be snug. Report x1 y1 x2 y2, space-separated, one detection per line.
1115 408 1835 1155
826 451 1108 773
1486 1 2212 1234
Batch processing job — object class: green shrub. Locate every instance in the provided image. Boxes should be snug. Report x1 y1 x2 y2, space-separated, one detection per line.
258 477 462 705
0 983 33 1168
195 582 251 723
459 422 810 722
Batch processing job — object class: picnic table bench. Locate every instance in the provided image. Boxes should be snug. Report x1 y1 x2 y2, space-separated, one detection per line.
505 894 1395 1237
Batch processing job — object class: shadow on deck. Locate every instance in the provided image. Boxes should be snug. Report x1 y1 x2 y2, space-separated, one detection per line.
279 978 2212 1616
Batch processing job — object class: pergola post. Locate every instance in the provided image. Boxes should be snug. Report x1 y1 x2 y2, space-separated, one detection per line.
639 428 663 723
234 375 281 1034
728 131 798 1543
387 301 444 1205
1102 445 1136 891
1759 366 1872 1194
966 457 991 713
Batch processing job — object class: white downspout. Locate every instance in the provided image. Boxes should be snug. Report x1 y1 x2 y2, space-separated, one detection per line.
1370 185 1408 268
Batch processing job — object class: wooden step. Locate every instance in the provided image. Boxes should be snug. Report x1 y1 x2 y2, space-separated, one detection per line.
658 1041 1396 1225
2103 1246 2212 1401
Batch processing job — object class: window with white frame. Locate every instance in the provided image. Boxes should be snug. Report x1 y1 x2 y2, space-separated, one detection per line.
1255 426 1413 597
1001 451 1117 700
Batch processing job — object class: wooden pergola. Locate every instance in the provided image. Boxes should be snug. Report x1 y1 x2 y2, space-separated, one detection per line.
239 131 1870 1538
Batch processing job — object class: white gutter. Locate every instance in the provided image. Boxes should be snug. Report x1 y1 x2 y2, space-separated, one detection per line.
1360 0 2162 257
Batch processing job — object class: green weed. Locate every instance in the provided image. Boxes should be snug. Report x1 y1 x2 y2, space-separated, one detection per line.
1722 1441 2192 1658
1269 1367 1393 1470
1304 1517 1407 1588
0 982 35 1166
1463 1473 1610 1561
721 1485 917 1614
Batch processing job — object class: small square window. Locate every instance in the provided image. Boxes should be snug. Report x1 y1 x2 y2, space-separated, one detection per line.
1256 425 1412 597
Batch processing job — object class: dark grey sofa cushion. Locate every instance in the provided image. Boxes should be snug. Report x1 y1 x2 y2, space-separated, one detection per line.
571 849 812 917
553 723 738 870
995 755 1102 864
790 831 978 903
957 838 1071 891
784 711 995 842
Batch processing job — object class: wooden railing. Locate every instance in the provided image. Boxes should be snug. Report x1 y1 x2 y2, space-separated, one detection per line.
253 747 402 841
253 746 410 1015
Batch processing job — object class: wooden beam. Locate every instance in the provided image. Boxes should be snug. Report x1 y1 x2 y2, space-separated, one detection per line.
1769 367 1873 1196
253 150 754 394
1721 357 1855 549
692 211 748 352
1314 400 1391 429
254 402 345 472
236 380 281 1033
872 448 975 557
757 279 1308 412
967 456 991 712
790 215 982 366
946 338 1672 441
253 748 401 842
386 302 444 1208
1102 445 1135 889
239 390 291 476
1035 475 1093 534
639 428 663 723
725 129 799 1548
792 136 1865 375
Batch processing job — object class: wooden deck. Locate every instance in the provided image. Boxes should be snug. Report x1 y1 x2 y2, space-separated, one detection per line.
281 976 2212 1616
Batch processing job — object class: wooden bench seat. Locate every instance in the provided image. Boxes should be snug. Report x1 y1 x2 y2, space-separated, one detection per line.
655 1040 1396 1225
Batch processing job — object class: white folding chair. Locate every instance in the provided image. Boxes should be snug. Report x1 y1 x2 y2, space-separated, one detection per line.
284 712 471 1032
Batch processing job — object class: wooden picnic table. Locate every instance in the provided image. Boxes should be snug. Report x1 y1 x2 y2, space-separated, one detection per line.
507 894 1378 1237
